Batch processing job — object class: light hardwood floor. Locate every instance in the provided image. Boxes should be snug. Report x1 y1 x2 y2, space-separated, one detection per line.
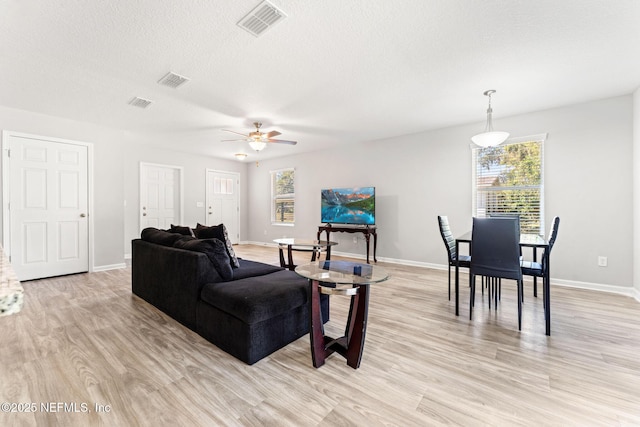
1 244 639 426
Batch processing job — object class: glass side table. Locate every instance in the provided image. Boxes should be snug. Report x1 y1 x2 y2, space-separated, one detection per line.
295 260 389 369
273 238 338 271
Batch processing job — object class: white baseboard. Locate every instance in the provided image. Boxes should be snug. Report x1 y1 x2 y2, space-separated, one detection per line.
242 240 271 247
549 278 635 297
93 263 127 272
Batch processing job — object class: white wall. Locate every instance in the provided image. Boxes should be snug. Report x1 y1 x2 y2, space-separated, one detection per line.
0 105 249 269
247 95 634 290
122 138 248 257
0 105 126 269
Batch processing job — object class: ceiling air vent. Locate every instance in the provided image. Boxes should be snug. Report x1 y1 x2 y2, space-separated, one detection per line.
158 72 190 88
128 97 152 108
238 1 287 37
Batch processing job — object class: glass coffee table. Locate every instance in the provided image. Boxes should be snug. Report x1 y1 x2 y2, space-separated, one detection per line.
295 260 389 369
274 238 338 271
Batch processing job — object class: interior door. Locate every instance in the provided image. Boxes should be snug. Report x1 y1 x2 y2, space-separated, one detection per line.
140 163 182 231
206 170 239 244
4 133 89 281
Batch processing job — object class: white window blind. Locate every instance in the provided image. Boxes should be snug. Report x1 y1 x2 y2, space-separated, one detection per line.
271 168 295 224
472 135 545 234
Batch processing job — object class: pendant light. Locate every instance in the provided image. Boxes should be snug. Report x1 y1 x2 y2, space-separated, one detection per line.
471 89 509 147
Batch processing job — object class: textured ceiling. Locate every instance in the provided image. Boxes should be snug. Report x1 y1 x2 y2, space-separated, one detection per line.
1 0 639 161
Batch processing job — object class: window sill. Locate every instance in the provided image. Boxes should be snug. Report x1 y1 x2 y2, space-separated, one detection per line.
272 222 294 227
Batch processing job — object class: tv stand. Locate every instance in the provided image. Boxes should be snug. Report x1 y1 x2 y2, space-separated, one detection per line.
317 224 377 264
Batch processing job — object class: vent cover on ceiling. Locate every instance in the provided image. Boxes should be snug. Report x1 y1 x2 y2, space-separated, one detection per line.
158 72 190 88
237 1 287 37
128 97 152 108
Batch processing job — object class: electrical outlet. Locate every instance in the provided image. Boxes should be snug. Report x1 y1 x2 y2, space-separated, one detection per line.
353 237 357 244
598 256 608 267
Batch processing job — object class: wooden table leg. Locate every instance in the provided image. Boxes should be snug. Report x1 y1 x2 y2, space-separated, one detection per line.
345 285 369 369
278 245 286 269
324 231 332 260
364 233 371 264
309 281 369 369
373 230 377 263
309 279 326 368
287 244 295 271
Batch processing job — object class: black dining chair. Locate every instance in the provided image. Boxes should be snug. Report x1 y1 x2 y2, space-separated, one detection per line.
437 216 471 300
470 217 524 330
521 216 560 306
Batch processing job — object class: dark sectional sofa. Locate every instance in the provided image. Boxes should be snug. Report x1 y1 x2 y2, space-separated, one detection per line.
131 227 328 365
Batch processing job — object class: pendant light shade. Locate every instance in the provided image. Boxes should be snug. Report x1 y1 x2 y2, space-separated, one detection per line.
471 90 509 147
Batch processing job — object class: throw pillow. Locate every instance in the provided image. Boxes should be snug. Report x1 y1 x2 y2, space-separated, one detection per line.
193 223 221 239
169 224 195 237
173 238 233 281
193 223 239 268
141 227 184 247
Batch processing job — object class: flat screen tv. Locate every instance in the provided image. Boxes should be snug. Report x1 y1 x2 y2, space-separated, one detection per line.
321 187 375 225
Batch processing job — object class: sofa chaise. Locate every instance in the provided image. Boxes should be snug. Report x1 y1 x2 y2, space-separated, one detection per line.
131 226 328 365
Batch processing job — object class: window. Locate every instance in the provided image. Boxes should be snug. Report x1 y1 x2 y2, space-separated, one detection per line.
271 168 295 225
214 177 233 195
472 135 545 234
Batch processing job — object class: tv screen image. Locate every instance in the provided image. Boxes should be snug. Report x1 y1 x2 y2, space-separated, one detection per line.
321 187 375 225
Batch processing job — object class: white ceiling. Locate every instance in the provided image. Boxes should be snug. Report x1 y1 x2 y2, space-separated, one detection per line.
1 1 639 161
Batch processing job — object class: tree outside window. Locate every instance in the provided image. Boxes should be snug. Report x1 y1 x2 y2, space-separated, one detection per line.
473 136 545 234
271 168 295 224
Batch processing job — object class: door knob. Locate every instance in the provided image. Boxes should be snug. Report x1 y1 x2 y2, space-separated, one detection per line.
143 213 147 216
80 213 86 217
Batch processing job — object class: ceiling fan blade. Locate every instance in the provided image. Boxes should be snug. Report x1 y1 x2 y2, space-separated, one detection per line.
265 130 281 138
222 129 249 137
268 139 297 145
221 138 248 142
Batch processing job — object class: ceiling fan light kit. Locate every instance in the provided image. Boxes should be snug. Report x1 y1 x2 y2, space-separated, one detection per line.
248 141 267 152
222 121 297 154
471 89 510 147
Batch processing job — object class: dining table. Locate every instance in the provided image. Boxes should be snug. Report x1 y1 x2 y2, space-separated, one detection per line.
454 231 552 335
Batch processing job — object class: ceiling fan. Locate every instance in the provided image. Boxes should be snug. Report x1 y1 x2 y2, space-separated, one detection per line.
222 122 297 152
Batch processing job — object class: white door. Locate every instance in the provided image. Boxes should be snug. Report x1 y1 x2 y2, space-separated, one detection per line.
140 163 182 231
4 133 89 281
206 170 239 244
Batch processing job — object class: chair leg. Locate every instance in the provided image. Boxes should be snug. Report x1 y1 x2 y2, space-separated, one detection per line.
448 265 451 301
495 277 499 309
470 275 475 320
470 273 473 306
517 279 523 330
